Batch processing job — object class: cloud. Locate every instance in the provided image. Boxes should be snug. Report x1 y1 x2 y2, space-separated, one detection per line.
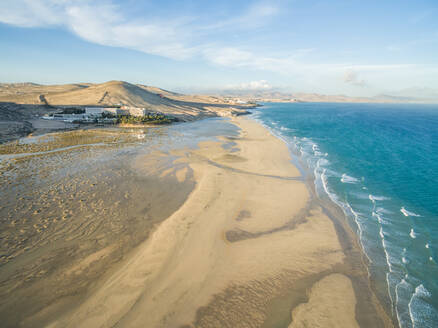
203 47 305 73
0 0 280 61
343 70 367 87
0 0 200 60
0 0 63 27
226 80 272 90
200 2 279 31
0 0 435 93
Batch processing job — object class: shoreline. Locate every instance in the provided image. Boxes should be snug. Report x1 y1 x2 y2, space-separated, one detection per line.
250 113 397 326
42 116 391 327
245 116 395 328
0 114 393 327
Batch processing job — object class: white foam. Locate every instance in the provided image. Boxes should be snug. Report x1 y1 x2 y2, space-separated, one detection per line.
408 284 436 328
341 201 373 268
425 243 429 249
372 211 383 223
410 229 417 239
402 257 408 264
340 173 359 184
381 232 392 271
318 158 329 166
369 194 390 202
395 278 413 328
320 169 339 204
372 210 393 274
376 206 393 215
401 207 421 217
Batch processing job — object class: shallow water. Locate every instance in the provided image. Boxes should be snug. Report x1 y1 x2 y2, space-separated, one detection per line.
253 102 438 328
0 118 240 326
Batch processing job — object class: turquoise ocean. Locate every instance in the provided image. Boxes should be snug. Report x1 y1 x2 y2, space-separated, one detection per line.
252 102 438 328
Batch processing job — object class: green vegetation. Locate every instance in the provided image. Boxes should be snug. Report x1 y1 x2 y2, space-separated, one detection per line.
109 113 173 125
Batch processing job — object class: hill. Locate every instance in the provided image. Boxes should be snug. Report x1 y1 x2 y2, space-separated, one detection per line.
0 81 253 121
0 81 255 143
216 89 438 104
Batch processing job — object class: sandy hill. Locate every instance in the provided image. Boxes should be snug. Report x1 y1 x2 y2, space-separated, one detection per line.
137 84 228 104
218 89 438 104
0 81 254 121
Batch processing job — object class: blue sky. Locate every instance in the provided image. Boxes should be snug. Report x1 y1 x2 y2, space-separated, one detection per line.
0 0 437 96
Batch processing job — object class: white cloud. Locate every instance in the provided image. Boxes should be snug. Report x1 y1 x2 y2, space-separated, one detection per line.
343 70 366 87
0 0 280 61
0 0 436 94
200 2 279 31
203 47 304 73
227 80 272 90
0 0 197 60
0 0 63 27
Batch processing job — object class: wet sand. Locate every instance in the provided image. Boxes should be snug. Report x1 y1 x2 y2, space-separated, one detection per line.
0 117 392 327
0 126 196 327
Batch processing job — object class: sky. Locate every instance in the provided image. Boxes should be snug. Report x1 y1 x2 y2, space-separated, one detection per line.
0 0 437 97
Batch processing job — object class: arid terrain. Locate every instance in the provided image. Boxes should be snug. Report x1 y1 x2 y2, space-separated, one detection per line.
0 81 254 143
216 89 438 104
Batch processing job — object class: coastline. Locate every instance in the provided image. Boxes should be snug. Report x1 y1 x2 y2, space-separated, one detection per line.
0 113 394 327
250 110 397 327
42 116 391 327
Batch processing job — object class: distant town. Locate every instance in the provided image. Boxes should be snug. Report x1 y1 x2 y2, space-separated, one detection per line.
42 106 173 124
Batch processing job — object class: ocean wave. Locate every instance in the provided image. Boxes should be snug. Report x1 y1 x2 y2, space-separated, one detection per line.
379 227 385 239
401 248 408 265
376 206 394 215
408 284 438 328
401 207 421 217
374 211 393 271
410 229 417 239
320 169 337 202
252 108 437 328
317 158 330 167
340 173 360 184
396 278 414 328
349 191 371 200
369 194 391 202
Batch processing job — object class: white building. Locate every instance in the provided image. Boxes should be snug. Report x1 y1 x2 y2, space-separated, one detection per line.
85 107 128 116
85 107 105 116
43 113 94 123
120 106 151 117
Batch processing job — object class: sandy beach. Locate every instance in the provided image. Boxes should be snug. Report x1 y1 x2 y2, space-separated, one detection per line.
0 117 392 327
